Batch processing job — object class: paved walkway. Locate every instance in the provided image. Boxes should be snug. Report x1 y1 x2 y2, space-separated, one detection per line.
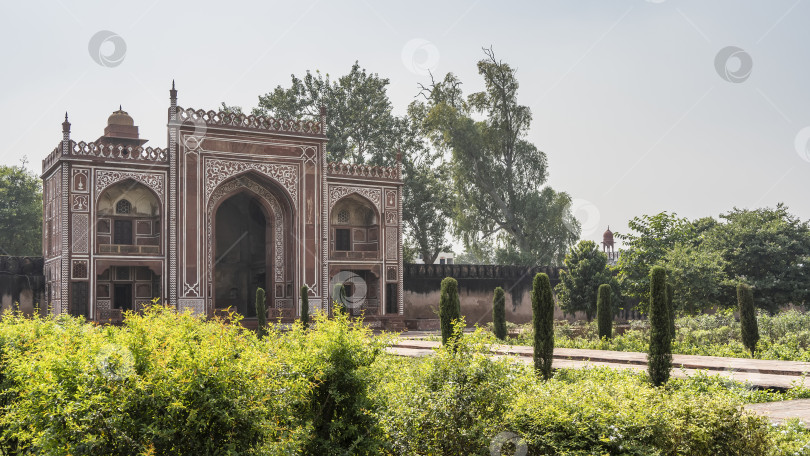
389 339 810 424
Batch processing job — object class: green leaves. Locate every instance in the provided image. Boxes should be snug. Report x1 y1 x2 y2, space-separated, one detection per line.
555 240 622 319
0 162 42 256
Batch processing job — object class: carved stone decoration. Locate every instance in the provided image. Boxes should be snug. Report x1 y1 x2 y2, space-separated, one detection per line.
386 265 397 282
385 211 397 225
71 194 89 212
72 168 89 193
328 185 381 212
71 213 89 254
179 298 205 316
95 170 165 204
207 175 285 285
385 228 398 260
299 146 318 164
385 189 397 208
97 299 112 321
204 159 298 208
71 260 88 279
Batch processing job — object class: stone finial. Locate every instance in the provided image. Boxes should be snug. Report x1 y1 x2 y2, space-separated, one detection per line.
170 79 177 103
62 112 71 133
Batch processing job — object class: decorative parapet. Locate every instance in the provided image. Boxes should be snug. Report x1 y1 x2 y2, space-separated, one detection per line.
176 107 323 136
404 263 561 282
43 141 168 171
326 161 400 181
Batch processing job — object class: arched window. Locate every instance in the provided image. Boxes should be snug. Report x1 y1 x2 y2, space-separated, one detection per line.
116 199 132 214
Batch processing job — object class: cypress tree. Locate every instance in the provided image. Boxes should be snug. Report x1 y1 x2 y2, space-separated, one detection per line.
439 277 461 346
666 283 676 340
596 284 612 340
647 266 672 386
300 285 310 329
532 273 554 380
333 283 347 315
255 287 267 339
738 283 759 356
493 287 507 341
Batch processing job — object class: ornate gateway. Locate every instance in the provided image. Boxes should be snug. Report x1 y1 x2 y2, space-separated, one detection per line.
41 83 404 327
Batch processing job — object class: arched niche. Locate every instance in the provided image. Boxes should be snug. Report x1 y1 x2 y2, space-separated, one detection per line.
330 194 379 260
96 180 161 253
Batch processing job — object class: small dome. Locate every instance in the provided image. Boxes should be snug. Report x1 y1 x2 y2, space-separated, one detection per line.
603 227 614 244
107 106 134 126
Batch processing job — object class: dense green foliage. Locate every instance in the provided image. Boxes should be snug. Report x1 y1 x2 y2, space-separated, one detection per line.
648 266 672 386
739 283 760 356
2 309 810 454
532 273 554 379
300 285 310 329
617 206 810 313
706 205 810 311
597 283 612 340
666 282 676 339
419 49 578 265
439 277 461 346
492 286 506 341
555 240 621 319
0 162 42 256
615 212 692 309
255 287 267 338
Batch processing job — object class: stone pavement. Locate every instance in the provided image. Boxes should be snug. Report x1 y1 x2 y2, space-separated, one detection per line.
388 338 810 425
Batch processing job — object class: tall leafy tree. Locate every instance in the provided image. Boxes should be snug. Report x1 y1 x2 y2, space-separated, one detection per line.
420 49 578 265
0 161 42 256
252 62 452 264
254 62 399 165
658 242 728 314
704 204 810 311
615 212 693 309
554 240 621 320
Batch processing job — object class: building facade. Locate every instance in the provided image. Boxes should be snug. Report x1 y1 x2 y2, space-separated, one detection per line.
41 83 404 327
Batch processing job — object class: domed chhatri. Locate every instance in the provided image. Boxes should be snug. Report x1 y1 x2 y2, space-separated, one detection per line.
99 105 146 146
107 105 134 126
602 226 614 246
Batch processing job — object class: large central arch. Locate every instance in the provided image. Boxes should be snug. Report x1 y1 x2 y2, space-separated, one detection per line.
206 173 294 317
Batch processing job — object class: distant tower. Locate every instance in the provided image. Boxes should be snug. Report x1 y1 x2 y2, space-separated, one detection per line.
602 226 619 265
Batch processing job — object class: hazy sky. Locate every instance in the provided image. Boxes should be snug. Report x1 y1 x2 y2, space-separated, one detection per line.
1 0 808 250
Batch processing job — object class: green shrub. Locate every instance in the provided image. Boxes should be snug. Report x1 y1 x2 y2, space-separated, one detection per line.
648 266 672 386
255 286 267 338
492 286 507 341
666 282 676 339
739 283 759 356
532 273 554 380
371 324 519 455
597 283 612 340
439 277 461 346
333 282 346 315
300 284 310 329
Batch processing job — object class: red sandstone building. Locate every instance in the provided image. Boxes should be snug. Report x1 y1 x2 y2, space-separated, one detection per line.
41 83 404 328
